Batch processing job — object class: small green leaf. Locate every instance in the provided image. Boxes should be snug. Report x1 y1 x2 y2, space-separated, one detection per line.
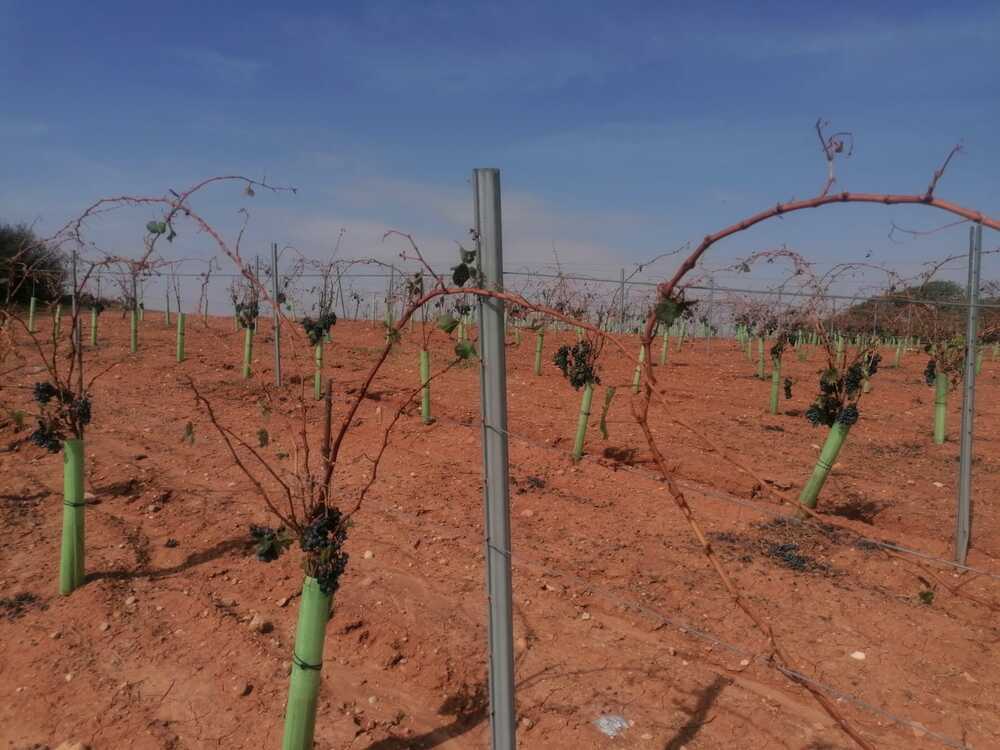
455 340 476 360
146 221 167 235
437 313 459 334
654 299 680 327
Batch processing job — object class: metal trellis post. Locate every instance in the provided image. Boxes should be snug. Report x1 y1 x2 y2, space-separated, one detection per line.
271 242 282 387
956 223 982 564
473 167 517 750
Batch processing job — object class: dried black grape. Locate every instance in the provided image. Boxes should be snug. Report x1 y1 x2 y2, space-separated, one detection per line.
29 423 61 452
33 382 58 404
924 359 937 387
838 404 859 426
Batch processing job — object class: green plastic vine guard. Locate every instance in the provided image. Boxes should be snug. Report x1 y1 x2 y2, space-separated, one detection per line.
631 344 646 394
176 312 186 362
90 306 98 346
893 342 903 368
533 331 544 376
27 296 37 333
768 355 781 414
571 382 594 462
756 337 765 379
59 439 85 595
314 343 323 401
660 329 669 365
799 421 850 509
129 308 138 353
242 326 254 379
934 371 948 444
53 304 62 340
420 349 432 424
281 576 332 750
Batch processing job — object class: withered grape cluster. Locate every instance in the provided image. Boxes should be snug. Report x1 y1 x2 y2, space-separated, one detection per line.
301 506 350 596
301 312 337 346
553 341 600 390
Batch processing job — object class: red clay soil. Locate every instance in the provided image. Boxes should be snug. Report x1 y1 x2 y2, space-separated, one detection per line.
1 312 999 750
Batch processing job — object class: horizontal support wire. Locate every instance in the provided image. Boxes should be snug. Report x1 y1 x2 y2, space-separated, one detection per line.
74 268 1000 310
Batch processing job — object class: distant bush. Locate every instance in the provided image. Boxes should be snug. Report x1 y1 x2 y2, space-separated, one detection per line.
0 222 65 306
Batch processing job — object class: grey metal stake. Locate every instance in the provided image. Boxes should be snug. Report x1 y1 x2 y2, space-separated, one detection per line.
956 223 982 564
472 168 517 750
271 242 282 387
619 268 626 333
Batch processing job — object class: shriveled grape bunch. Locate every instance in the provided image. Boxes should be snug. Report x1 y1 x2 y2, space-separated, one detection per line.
301 506 350 596
804 352 878 428
29 381 92 452
235 300 259 329
553 341 600 390
247 506 350 596
301 312 337 346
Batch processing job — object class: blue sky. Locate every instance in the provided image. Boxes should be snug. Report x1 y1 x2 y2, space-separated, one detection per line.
1 1 998 309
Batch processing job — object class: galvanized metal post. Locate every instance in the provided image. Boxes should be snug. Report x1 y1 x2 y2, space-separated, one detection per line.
618 268 626 333
271 242 282 387
956 223 982 564
472 168 517 750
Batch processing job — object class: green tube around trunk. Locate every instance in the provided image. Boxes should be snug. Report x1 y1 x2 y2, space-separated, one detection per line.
660 329 670 365
138 305 144 322
281 576 332 750
28 296 37 333
632 344 646 394
976 347 983 376
533 331 544 375
798 421 851 509
242 326 253 379
129 307 138 353
314 343 323 400
571 382 594 462
165 298 171 327
893 342 902 368
756 337 765 379
768 355 781 414
458 320 467 342
933 371 948 444
59 438 85 595
176 312 186 362
420 349 432 424
53 304 62 340
513 325 521 345
744 337 752 362
678 322 686 349
234 313 240 331
836 338 845 370
90 307 98 346
993 342 999 361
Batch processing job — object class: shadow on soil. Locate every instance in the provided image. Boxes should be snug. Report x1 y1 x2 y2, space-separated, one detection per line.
86 537 249 583
362 682 488 750
664 675 730 749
